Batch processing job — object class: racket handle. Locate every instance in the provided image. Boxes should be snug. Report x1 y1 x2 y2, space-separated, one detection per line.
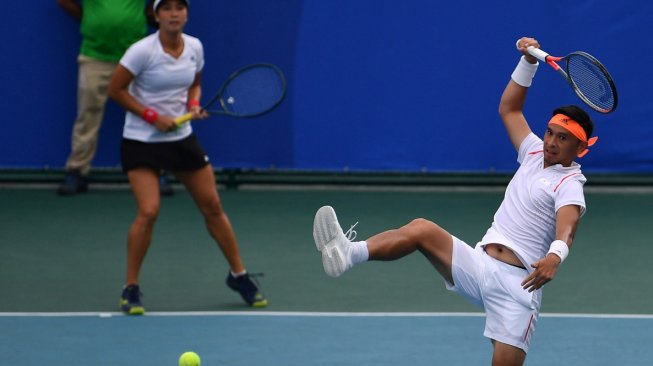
526 46 550 63
174 112 193 125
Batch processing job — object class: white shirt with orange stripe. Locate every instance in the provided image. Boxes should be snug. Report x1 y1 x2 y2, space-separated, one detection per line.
478 132 586 271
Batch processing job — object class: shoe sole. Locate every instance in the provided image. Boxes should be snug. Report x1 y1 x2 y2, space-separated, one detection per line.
226 280 268 308
313 206 340 252
313 206 349 277
125 307 145 315
119 300 145 315
251 299 268 308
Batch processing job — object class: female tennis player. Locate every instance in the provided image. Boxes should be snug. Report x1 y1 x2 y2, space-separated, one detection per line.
108 0 267 314
312 37 596 365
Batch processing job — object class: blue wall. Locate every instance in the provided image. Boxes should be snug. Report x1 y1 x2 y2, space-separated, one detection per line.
2 0 652 173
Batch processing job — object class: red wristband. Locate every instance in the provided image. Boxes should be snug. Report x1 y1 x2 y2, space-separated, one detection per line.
187 99 200 111
142 108 158 124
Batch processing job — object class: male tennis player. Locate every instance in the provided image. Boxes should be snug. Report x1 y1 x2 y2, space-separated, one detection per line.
312 37 597 366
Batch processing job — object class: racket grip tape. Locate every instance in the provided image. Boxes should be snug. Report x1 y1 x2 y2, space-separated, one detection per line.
174 112 193 125
526 46 550 63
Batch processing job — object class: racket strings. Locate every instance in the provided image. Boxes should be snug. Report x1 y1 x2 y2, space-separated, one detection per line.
221 67 285 116
566 55 616 112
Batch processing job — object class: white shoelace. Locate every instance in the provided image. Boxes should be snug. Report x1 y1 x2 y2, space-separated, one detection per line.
344 222 359 241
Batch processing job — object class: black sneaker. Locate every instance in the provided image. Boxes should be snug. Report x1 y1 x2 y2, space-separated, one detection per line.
120 284 145 315
226 272 268 307
159 175 174 196
57 171 88 196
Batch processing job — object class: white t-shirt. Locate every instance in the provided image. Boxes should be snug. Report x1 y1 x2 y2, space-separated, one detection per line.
478 133 587 270
119 31 204 142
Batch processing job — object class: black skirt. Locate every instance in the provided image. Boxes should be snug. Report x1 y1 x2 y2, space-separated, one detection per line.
120 134 210 173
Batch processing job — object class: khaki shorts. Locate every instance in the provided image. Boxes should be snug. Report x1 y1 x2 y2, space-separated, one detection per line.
445 236 542 352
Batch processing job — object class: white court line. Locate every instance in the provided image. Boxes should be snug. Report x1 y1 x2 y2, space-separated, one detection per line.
1 311 652 319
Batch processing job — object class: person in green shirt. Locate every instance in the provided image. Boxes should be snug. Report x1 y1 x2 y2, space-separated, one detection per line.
58 0 173 195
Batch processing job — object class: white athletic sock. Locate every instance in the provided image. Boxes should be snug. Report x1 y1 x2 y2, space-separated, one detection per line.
230 270 247 278
350 241 369 265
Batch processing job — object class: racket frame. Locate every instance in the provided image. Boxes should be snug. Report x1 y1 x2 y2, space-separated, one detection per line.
526 46 618 114
174 63 287 125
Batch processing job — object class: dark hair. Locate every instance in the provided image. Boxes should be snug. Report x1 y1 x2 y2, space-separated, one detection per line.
148 0 189 29
146 1 158 29
552 105 594 138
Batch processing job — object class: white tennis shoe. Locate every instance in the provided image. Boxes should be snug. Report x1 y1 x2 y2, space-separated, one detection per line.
313 206 358 277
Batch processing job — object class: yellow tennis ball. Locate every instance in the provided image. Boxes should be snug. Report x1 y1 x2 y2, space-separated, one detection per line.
179 351 201 366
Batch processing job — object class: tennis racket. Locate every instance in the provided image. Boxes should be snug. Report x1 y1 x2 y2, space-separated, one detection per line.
175 63 286 125
525 44 618 114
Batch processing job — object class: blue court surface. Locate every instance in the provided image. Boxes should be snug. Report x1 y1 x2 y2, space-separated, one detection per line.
2 312 652 365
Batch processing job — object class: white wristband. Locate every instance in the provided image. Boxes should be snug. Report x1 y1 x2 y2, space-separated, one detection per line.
547 240 569 263
511 56 539 87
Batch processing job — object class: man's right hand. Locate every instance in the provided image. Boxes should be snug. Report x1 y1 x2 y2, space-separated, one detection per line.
515 37 540 64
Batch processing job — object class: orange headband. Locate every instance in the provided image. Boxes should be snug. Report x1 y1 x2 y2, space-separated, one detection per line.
548 114 598 158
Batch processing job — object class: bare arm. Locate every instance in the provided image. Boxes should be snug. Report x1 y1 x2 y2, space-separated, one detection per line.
521 204 581 292
181 72 209 121
57 0 82 21
108 65 177 132
108 65 143 117
108 66 208 131
553 205 581 248
498 37 540 151
187 72 203 105
498 80 532 151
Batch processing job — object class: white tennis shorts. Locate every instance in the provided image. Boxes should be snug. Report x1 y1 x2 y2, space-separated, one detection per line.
445 236 542 352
